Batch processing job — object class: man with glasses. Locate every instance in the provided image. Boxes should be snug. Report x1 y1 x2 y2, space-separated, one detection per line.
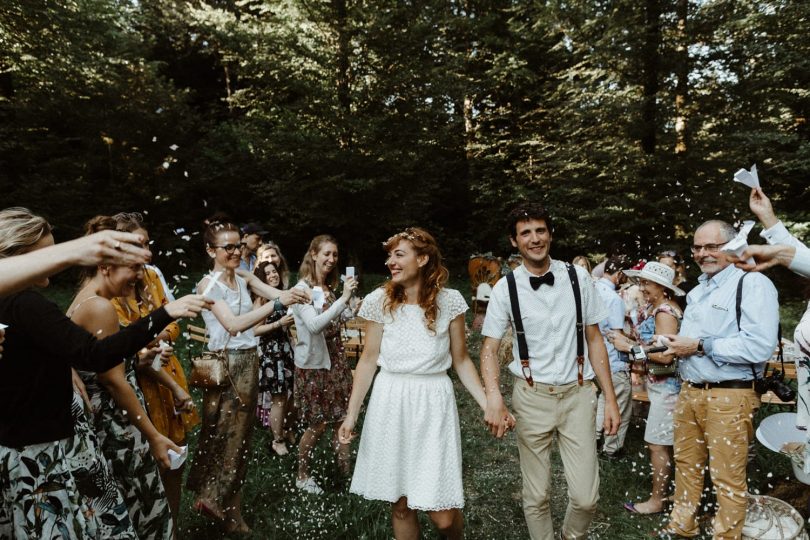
655 220 779 539
479 202 621 540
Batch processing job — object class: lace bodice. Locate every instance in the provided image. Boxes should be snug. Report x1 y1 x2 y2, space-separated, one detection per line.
358 287 468 374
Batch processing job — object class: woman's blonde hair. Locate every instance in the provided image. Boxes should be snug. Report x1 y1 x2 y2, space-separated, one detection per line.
298 234 339 289
0 207 52 259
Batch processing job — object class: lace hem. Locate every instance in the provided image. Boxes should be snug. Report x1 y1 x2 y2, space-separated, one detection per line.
349 489 464 511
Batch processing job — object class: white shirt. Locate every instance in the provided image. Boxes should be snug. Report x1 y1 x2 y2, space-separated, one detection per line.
594 278 627 372
678 264 779 383
199 275 257 351
482 260 607 385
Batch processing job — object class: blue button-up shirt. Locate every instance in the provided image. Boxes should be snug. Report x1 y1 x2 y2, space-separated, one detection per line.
595 278 628 372
678 264 779 383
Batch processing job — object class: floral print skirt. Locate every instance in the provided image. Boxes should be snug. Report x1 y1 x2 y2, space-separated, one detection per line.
294 333 352 425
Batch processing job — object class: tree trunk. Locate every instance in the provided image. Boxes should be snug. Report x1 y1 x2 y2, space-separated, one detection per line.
674 0 688 156
333 0 351 148
641 0 661 155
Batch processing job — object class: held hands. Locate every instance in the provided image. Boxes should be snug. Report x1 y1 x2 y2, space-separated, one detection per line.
342 276 359 300
173 387 195 413
148 433 182 470
338 417 357 444
484 395 516 439
164 294 213 319
607 330 634 353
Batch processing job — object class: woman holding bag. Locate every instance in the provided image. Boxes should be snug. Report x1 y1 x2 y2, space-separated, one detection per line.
186 220 306 534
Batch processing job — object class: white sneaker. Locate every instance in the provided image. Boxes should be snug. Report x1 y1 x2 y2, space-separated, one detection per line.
295 477 324 495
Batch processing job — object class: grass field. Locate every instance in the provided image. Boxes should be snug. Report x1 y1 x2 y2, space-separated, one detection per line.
41 276 808 539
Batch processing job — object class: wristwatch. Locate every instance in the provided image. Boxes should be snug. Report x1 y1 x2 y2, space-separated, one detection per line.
696 338 705 356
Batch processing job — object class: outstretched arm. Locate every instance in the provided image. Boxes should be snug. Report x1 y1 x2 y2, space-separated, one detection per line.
0 231 150 297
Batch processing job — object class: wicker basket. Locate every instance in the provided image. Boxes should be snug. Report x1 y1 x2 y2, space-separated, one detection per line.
742 494 808 540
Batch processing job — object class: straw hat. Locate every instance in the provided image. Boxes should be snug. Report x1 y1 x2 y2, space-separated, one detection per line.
623 261 685 296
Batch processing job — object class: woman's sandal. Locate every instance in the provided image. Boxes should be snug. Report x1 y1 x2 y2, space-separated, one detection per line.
623 501 664 515
270 439 289 456
193 499 225 521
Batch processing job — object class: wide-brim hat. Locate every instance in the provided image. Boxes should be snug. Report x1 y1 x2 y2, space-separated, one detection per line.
623 261 685 296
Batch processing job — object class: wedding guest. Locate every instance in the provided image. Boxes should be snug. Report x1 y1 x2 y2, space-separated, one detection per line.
290 235 358 495
110 212 200 528
611 262 684 515
253 261 296 455
69 215 182 539
186 220 307 534
257 241 290 288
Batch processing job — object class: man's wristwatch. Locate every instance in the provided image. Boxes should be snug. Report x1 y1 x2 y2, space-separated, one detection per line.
696 338 705 356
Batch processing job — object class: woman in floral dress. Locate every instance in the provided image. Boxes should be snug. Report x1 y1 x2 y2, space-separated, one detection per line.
68 215 181 540
253 261 296 455
290 234 358 495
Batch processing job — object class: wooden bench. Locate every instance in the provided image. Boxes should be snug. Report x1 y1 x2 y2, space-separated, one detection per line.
342 318 367 363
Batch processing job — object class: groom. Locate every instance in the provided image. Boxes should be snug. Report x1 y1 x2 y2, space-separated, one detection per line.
479 201 620 540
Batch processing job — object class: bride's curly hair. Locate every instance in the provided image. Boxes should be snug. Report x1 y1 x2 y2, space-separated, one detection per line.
382 227 448 333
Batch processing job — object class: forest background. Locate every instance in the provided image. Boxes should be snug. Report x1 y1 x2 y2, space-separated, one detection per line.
1 0 808 283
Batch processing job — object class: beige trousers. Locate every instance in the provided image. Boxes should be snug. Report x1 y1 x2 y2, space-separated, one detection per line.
667 385 759 539
512 378 600 540
595 370 633 454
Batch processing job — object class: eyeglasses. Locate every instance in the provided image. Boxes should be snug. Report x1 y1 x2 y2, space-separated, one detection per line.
215 243 243 254
690 243 727 254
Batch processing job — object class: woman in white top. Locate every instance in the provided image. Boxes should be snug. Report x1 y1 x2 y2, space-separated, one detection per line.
290 234 358 495
338 227 487 540
186 221 307 534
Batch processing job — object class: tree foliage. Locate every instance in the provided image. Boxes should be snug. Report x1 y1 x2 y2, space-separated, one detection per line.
1 0 807 274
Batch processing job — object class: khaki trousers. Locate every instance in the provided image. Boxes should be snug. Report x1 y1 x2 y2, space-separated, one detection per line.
595 370 633 454
512 378 599 540
667 385 759 539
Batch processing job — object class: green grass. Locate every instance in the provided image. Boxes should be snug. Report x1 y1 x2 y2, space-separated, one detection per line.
40 278 808 539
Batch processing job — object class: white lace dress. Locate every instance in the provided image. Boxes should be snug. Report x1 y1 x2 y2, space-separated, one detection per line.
349 287 469 510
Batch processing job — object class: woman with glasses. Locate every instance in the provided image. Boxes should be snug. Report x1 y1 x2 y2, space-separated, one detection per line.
657 250 691 309
186 221 307 534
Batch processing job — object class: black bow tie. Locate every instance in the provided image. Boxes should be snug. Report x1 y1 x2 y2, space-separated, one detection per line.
529 272 555 290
